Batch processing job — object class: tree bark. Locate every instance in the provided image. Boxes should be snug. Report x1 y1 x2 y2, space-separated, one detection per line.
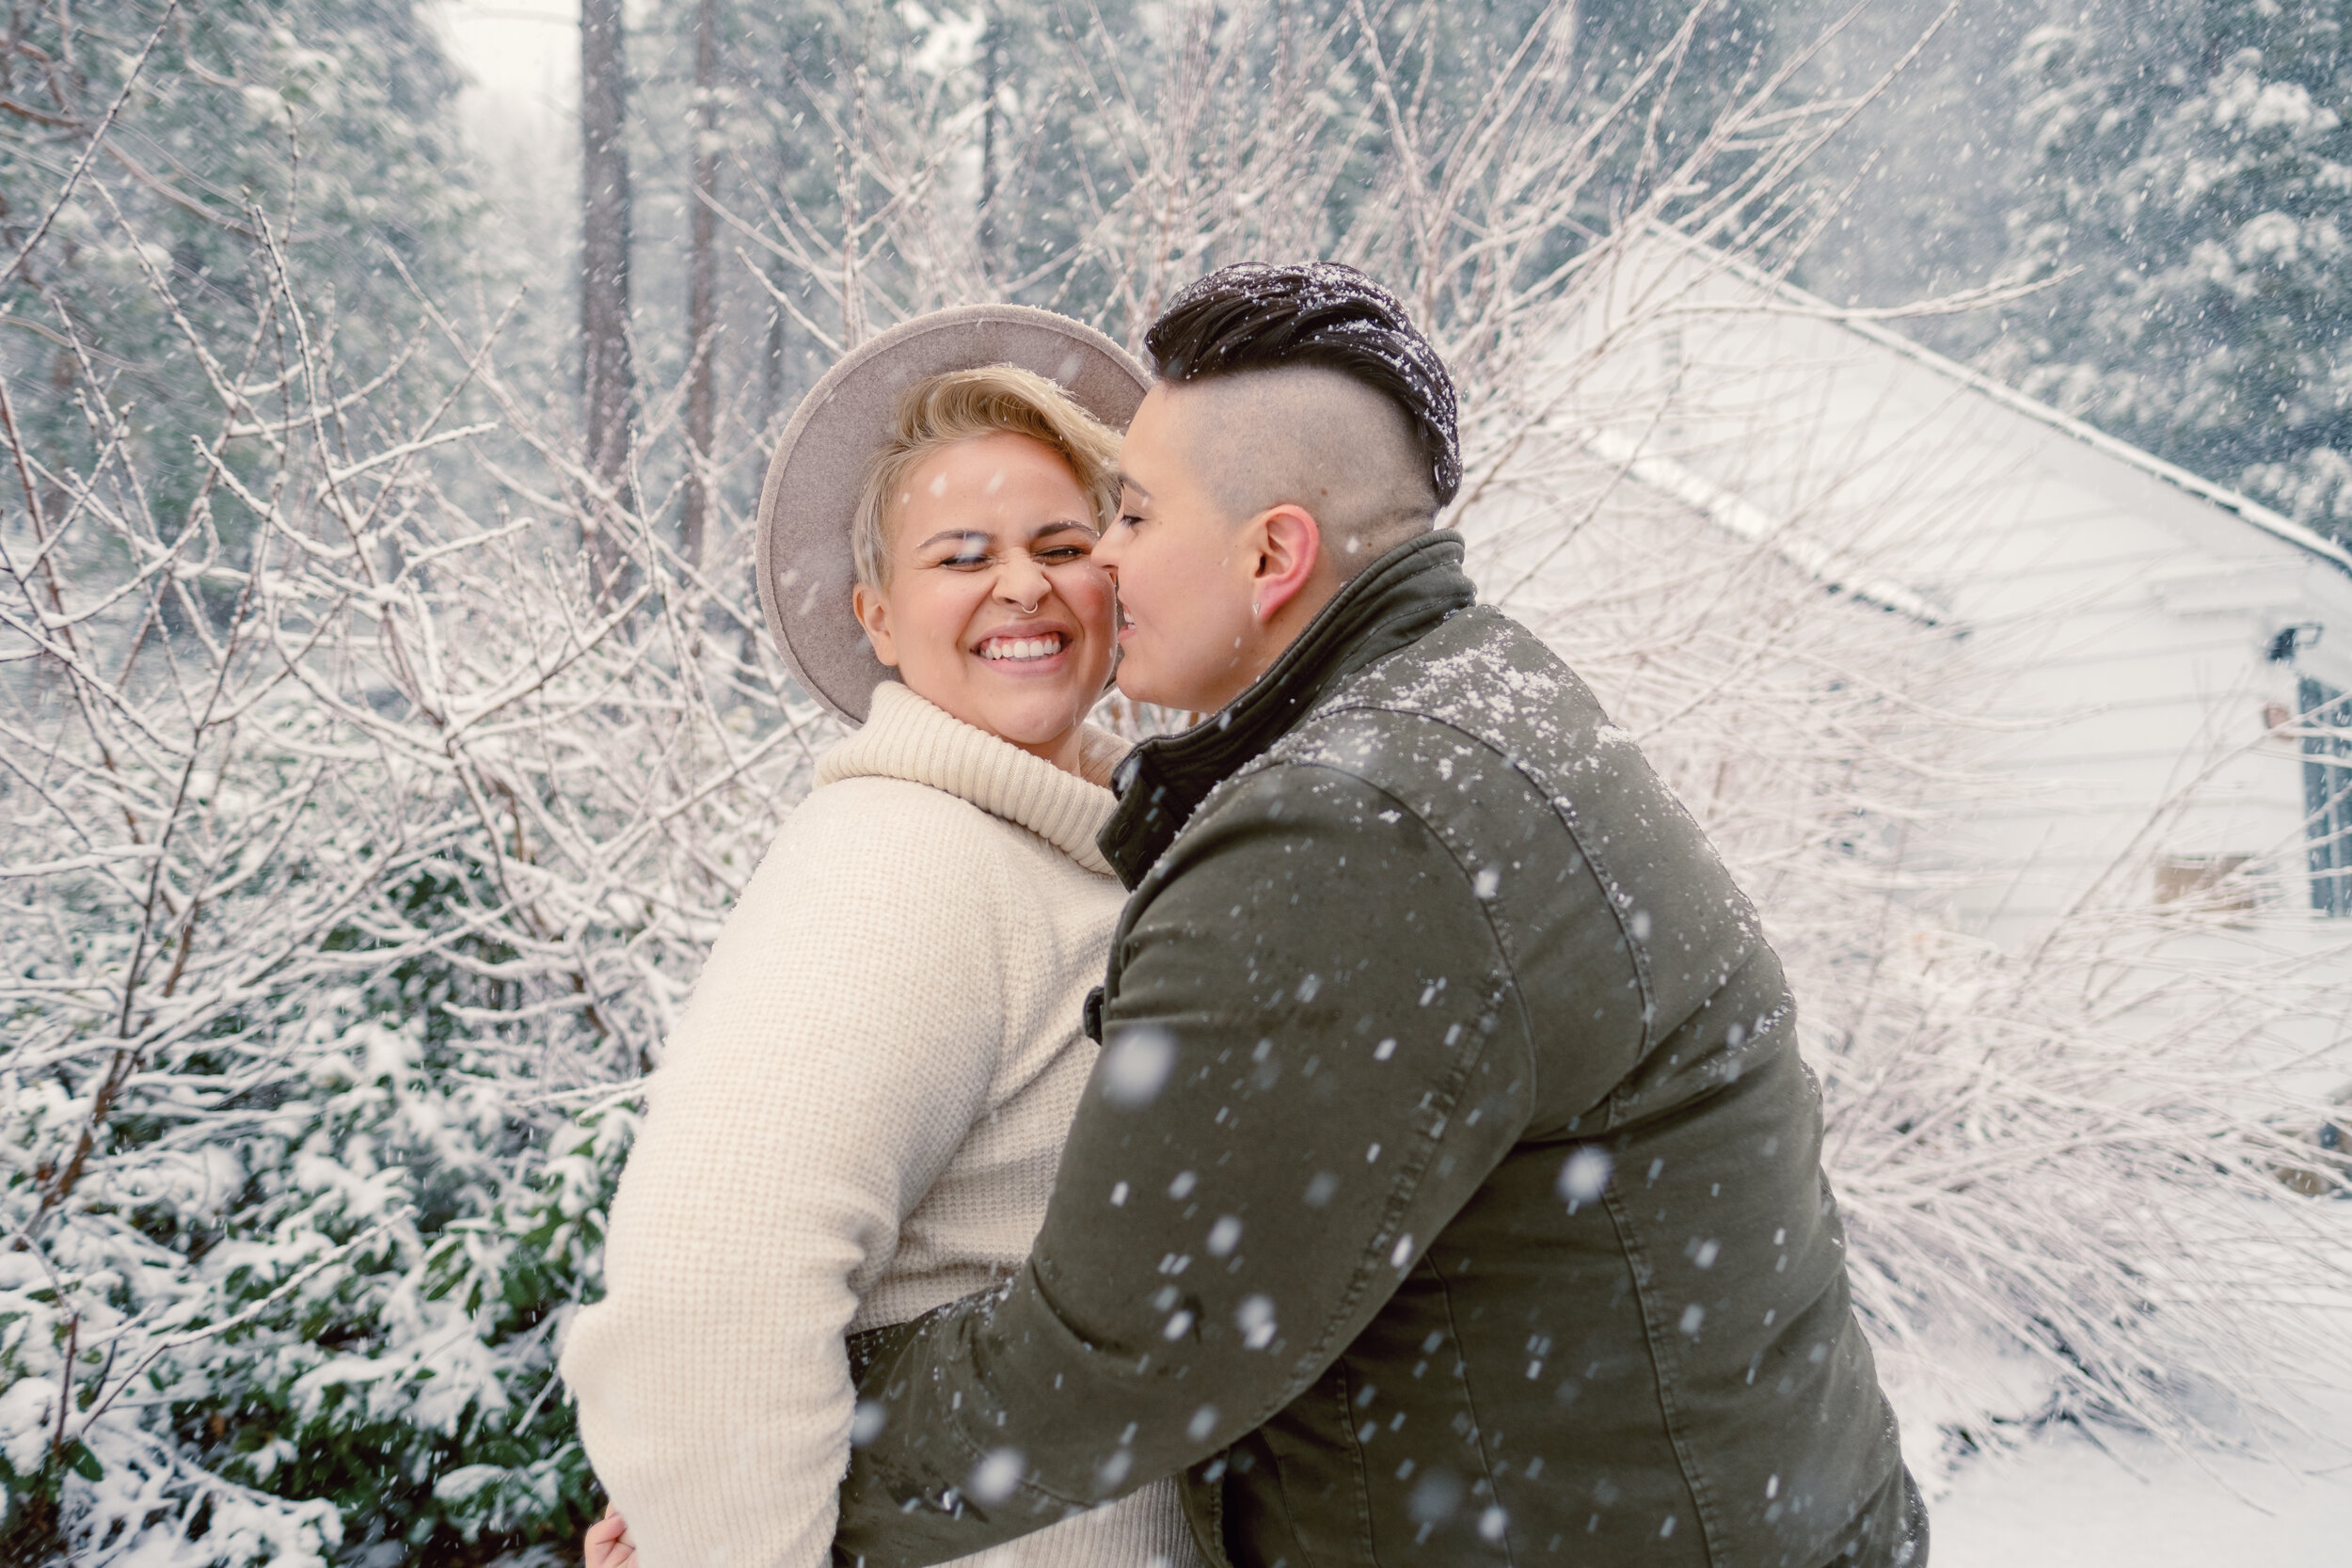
978 3 1000 281
684 0 720 573
580 0 635 598
763 260 788 426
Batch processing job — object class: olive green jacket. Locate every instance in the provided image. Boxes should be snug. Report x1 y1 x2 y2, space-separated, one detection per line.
835 533 1922 1568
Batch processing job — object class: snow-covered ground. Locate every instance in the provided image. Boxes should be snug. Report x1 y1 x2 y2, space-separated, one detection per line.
1929 1386 2352 1567
1887 1278 2352 1568
1881 1204 2352 1568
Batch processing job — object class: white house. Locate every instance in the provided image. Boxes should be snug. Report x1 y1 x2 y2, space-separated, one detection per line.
1499 233 2352 954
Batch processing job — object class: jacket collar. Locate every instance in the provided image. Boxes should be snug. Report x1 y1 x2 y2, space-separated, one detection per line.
1101 531 1475 888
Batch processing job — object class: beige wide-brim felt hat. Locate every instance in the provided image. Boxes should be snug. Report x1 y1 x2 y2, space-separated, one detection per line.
757 305 1152 724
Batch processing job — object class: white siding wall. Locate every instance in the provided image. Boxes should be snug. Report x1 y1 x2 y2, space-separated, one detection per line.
1546 240 2352 943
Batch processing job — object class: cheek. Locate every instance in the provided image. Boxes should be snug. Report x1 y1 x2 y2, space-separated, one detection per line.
1136 534 1204 602
1158 548 1238 644
894 576 983 663
1057 564 1114 628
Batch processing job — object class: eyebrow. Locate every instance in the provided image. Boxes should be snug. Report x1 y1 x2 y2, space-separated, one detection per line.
914 528 991 551
914 519 1096 552
1116 472 1151 502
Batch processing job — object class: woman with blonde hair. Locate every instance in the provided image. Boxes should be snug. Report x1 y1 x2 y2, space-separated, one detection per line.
562 309 1200 1568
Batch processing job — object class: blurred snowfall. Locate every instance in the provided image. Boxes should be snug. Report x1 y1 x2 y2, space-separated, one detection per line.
5 2 2347 1560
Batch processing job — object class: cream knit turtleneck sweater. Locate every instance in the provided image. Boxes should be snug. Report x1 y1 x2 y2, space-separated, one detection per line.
561 682 1200 1568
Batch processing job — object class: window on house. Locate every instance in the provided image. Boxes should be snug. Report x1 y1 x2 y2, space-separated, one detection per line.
2299 678 2352 915
2153 854 2254 914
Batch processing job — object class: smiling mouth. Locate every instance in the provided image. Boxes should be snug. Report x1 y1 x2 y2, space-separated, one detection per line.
977 632 1068 662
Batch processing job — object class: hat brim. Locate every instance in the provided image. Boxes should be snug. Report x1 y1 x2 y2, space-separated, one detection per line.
756 305 1152 725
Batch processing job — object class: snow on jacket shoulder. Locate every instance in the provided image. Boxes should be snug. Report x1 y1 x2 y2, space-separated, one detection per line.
558 682 1184 1568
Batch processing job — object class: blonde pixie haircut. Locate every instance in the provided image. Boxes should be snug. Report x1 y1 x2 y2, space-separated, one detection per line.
851 364 1123 589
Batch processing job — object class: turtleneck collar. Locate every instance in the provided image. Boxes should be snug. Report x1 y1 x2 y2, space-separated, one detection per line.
817 682 1128 877
1100 530 1476 889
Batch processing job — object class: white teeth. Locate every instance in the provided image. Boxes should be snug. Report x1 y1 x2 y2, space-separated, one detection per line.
979 634 1064 662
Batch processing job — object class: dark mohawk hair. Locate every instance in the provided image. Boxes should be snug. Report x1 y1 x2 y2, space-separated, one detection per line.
1144 262 1461 506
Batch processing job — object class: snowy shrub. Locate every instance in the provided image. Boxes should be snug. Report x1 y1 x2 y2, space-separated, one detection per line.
0 179 819 1558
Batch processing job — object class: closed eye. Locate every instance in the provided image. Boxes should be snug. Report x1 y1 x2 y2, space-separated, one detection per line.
917 529 996 569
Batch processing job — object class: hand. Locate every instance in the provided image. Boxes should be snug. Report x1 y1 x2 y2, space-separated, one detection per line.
585 1503 636 1568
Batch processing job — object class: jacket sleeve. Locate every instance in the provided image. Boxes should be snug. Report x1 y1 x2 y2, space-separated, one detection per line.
833 762 1536 1567
560 786 1008 1568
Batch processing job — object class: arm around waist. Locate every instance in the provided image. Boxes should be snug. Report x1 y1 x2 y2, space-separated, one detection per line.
835 763 1536 1566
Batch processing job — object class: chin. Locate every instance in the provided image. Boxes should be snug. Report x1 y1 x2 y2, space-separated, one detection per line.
978 697 1087 748
1116 667 1208 713
1112 659 1174 708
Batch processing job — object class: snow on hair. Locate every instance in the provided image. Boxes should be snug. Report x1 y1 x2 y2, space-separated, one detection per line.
851 364 1122 588
1146 261 1460 507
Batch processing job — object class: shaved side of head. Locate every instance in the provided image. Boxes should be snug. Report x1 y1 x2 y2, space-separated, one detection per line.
1158 366 1440 574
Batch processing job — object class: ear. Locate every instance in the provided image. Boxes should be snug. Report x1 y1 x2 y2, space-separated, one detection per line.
851 582 899 668
1246 503 1324 622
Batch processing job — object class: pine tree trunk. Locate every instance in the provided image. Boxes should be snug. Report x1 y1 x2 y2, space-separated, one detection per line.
978 4 1000 282
763 261 789 426
580 0 635 598
684 0 721 574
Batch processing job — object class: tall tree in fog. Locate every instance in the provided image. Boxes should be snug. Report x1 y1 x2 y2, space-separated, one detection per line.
977 2 1006 281
685 0 722 570
582 0 637 593
1575 0 1778 214
1987 0 2352 538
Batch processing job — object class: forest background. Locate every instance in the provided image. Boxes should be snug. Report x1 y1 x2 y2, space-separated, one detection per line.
4 1 2350 1563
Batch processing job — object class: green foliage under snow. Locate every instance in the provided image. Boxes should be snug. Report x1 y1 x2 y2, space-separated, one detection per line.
1987 0 2352 535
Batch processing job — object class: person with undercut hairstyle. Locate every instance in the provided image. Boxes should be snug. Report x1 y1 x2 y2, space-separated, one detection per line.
832 263 1925 1568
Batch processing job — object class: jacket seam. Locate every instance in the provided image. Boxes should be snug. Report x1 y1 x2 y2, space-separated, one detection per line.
945 1270 1114 1517
1144 761 1525 1435
1300 701 1659 1128
1599 1182 1726 1563
1272 1021 1486 1396
1195 1457 1233 1568
1332 1364 1382 1567
1099 755 1522 1538
1263 1425 1327 1568
1430 1257 1520 1568
1228 756 1542 1085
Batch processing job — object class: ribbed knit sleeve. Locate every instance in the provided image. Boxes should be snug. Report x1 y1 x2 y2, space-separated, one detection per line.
560 783 1013 1568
